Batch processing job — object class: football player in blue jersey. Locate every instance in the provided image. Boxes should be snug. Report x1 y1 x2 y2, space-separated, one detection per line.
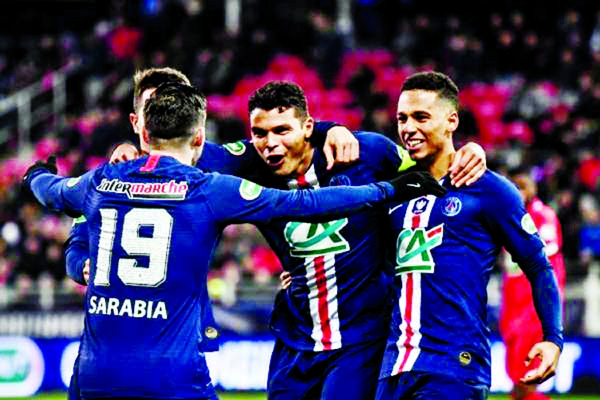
69 71 487 399
23 81 447 400
376 71 563 400
243 81 486 400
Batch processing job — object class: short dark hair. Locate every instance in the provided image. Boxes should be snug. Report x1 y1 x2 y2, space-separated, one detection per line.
401 71 459 111
143 82 207 142
248 81 309 122
132 67 190 113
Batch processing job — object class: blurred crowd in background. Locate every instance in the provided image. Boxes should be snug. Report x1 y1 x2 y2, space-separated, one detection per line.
0 0 598 334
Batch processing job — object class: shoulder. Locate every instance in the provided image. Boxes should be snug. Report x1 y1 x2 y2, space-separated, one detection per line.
354 131 403 170
469 170 522 205
355 131 397 149
475 169 517 191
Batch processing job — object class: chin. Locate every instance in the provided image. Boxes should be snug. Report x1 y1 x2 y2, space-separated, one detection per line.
408 149 424 160
272 169 289 177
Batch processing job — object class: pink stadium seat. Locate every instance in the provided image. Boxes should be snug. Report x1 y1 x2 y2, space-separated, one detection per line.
506 120 533 144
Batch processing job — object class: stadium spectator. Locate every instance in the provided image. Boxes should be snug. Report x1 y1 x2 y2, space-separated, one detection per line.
500 166 566 400
376 71 563 399
578 193 600 266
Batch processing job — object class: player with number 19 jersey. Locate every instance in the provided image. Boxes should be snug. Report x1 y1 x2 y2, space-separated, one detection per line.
379 170 563 389
28 155 399 399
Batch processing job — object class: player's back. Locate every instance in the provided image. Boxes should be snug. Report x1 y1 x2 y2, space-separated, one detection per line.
78 156 221 399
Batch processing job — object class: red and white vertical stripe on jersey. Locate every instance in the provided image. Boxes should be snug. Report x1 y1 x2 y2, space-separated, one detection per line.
307 253 340 350
392 194 437 374
289 166 342 351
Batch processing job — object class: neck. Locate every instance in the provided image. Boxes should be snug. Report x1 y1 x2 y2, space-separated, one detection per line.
149 148 194 166
422 147 456 181
291 147 315 179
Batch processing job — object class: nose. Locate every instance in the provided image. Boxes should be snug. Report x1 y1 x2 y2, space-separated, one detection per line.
265 132 280 149
399 118 416 142
402 118 417 134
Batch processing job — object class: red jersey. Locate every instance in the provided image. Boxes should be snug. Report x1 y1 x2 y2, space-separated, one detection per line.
499 197 566 336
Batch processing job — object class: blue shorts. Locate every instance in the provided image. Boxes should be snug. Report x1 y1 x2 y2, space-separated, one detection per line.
268 338 385 400
73 354 217 400
68 355 81 400
376 371 489 400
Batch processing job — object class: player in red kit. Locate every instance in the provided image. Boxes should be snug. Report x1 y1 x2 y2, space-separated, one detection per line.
500 167 566 400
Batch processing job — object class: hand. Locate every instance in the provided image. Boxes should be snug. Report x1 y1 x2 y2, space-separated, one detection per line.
279 271 291 290
449 142 486 187
323 126 359 170
389 171 447 202
519 341 561 385
83 259 90 285
110 143 139 164
22 155 58 189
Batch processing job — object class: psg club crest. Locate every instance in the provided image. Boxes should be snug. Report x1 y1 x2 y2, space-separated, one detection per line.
329 175 351 187
442 196 462 217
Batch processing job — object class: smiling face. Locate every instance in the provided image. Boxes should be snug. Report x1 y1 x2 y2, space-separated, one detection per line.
396 89 458 166
250 106 314 178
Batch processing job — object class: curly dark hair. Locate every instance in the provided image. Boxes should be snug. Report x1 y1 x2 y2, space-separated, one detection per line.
248 81 309 122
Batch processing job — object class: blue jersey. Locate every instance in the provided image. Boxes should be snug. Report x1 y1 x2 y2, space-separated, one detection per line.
201 132 414 352
62 139 266 352
29 155 397 399
63 122 375 351
65 217 90 285
379 170 563 387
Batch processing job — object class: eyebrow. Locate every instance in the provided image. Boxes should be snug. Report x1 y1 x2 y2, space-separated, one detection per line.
399 110 430 117
251 123 292 134
251 127 266 135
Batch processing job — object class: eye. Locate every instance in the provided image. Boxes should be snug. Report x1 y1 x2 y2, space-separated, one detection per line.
413 112 429 122
273 126 290 135
251 128 267 138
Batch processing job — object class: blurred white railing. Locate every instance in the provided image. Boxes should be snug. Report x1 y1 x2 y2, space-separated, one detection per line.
0 62 80 152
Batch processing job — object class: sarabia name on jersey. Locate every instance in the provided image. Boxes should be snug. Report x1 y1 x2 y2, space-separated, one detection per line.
88 295 168 319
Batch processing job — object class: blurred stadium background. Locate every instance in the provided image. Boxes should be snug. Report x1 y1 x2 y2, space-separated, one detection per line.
0 0 599 398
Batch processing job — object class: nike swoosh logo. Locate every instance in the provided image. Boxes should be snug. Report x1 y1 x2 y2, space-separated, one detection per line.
407 183 421 187
389 204 404 214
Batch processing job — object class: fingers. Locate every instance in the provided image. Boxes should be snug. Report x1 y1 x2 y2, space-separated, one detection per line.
323 146 335 170
449 154 485 187
110 144 139 164
348 141 359 163
279 271 291 290
519 342 560 385
323 127 359 169
450 144 487 187
325 143 356 170
520 365 556 385
451 159 485 187
83 259 90 284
